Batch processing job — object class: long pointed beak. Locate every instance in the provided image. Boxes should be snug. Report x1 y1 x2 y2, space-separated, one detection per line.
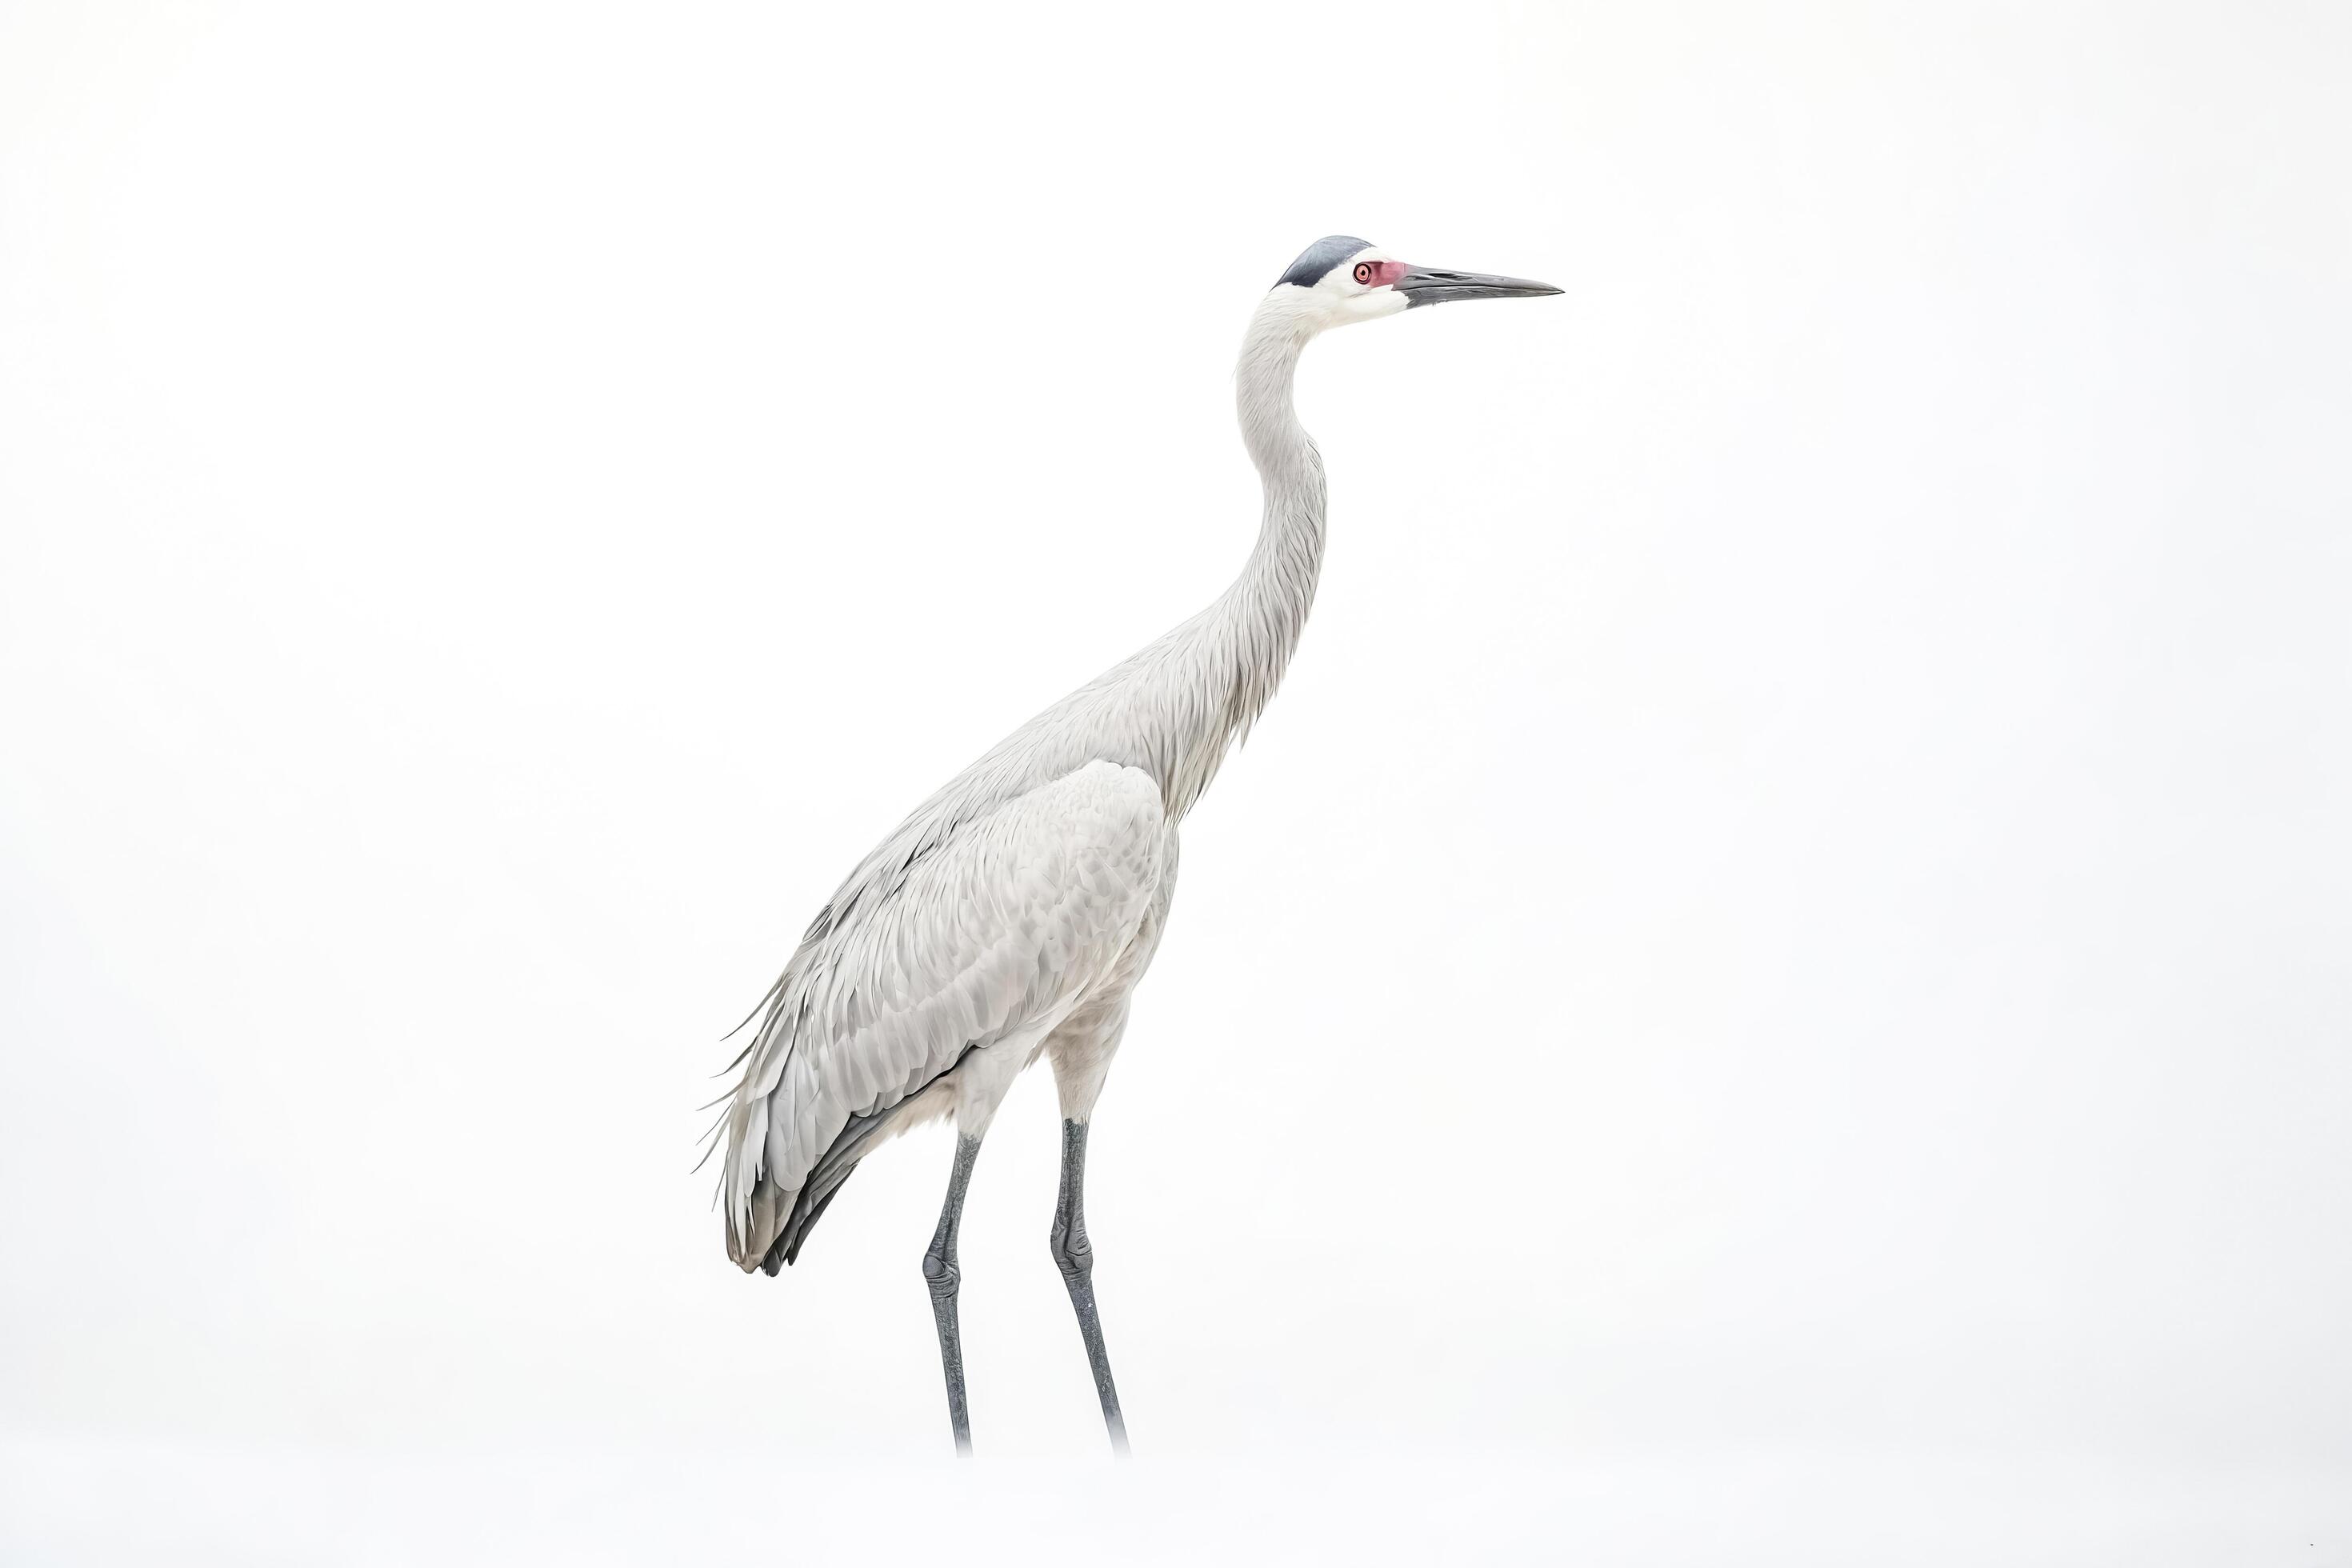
1396 264 1562 308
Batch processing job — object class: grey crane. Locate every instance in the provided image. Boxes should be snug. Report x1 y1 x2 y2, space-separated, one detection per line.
710 236 1560 1454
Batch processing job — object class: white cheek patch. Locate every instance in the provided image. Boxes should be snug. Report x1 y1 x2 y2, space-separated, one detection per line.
1322 248 1397 295
1322 250 1409 323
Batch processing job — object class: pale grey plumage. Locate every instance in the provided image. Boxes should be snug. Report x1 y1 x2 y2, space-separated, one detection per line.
705 236 1559 1451
716 285 1329 1274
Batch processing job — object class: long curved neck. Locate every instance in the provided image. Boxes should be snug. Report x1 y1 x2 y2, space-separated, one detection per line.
1143 298 1328 818
1221 302 1328 726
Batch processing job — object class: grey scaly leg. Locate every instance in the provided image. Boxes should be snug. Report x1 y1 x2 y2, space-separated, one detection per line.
922 1134 983 1456
1049 1118 1130 1454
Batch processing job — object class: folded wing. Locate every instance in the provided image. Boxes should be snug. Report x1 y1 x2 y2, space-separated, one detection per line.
719 760 1166 1270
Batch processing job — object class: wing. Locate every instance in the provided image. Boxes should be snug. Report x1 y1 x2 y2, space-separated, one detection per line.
718 760 1166 1270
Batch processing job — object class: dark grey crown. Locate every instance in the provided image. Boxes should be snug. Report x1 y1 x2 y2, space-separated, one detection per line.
1274 235 1374 290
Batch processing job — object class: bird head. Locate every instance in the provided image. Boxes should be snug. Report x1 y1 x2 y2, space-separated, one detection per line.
1267 235 1561 333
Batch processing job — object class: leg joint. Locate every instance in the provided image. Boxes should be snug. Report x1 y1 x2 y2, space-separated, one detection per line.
1048 1221 1094 1279
922 1246 960 1299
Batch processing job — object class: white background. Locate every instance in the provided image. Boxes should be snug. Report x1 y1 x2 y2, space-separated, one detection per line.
4 2 2348 1562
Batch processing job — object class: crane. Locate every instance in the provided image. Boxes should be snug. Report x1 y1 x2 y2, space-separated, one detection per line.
710 236 1560 1454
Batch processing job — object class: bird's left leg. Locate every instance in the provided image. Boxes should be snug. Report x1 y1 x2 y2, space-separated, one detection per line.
922 1132 983 1456
925 1042 1024 1457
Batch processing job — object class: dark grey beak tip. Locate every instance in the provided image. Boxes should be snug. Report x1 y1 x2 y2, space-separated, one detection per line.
1398 266 1563 307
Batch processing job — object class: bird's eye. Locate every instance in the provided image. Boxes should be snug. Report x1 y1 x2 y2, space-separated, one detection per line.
1352 262 1375 286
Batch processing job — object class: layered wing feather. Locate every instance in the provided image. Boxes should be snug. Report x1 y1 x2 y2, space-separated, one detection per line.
719 760 1166 1270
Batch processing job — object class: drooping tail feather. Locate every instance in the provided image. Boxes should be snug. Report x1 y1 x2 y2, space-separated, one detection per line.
718 1083 793 1272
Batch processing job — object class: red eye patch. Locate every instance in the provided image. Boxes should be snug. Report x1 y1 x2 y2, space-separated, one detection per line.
1350 258 1407 288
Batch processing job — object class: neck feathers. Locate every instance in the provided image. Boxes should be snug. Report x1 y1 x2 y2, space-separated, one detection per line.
1153 296 1329 817
1225 299 1327 734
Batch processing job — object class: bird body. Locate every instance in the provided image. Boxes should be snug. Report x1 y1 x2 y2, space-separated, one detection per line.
718 285 1332 1274
708 238 1559 1451
723 758 1173 1268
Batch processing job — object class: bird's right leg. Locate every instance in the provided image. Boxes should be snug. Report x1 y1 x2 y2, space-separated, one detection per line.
1046 1014 1133 1454
922 1132 983 1456
1050 1116 1130 1454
